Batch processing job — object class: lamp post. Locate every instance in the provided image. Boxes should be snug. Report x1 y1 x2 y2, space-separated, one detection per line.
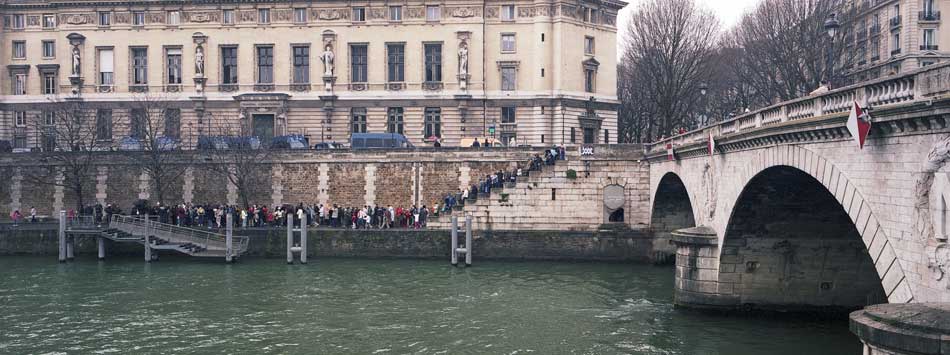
698 82 709 127
824 13 840 89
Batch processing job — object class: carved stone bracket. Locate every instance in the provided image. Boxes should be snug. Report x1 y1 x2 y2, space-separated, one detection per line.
349 83 368 91
322 75 336 92
386 82 405 91
422 82 444 91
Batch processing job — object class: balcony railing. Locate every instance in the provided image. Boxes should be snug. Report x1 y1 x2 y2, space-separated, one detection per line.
856 29 868 42
920 44 939 51
919 11 941 21
891 48 902 56
869 24 881 36
889 15 901 28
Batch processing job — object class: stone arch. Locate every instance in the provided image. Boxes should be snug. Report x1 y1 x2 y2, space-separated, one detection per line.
650 172 697 261
603 184 625 223
722 146 914 304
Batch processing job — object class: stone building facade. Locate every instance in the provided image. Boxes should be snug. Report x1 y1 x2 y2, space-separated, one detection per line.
0 0 623 150
842 0 949 82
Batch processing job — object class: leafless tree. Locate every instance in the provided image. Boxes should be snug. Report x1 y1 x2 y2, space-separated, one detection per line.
729 0 852 105
120 93 189 206
22 98 119 212
619 0 721 143
202 113 273 209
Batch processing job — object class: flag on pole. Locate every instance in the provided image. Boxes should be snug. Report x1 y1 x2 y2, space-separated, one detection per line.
708 132 716 156
666 143 675 161
846 101 872 149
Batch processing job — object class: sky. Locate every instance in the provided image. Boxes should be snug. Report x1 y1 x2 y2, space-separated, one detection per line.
616 0 762 42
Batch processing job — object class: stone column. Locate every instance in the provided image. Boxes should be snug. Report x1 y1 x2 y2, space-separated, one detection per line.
670 226 737 310
850 303 950 355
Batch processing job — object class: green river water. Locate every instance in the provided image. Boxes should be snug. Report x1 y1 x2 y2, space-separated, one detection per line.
0 257 859 354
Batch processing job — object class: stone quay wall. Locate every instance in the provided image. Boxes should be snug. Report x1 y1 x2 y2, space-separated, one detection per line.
0 224 657 262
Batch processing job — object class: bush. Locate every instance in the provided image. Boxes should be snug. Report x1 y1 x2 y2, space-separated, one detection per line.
500 193 509 202
566 169 578 179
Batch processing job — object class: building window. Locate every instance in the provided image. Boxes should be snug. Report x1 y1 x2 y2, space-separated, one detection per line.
98 48 114 86
132 48 148 85
292 45 310 84
891 31 901 54
922 29 937 50
167 11 181 25
133 11 145 26
424 107 441 138
294 8 308 23
259 9 271 24
353 7 366 22
257 46 274 84
221 46 238 84
164 108 181 139
501 34 516 52
570 127 576 143
583 127 595 144
426 5 441 21
390 6 403 21
14 111 26 126
387 107 404 134
501 107 516 123
12 14 25 29
502 5 516 21
42 14 56 28
584 69 595 93
604 129 609 144
501 67 516 91
584 36 595 55
12 41 25 59
129 109 145 139
351 108 367 134
223 9 235 25
43 73 57 94
43 111 55 126
42 41 55 58
99 12 112 26
350 44 368 83
387 43 405 82
165 48 182 85
96 109 112 141
424 43 442 82
13 74 26 95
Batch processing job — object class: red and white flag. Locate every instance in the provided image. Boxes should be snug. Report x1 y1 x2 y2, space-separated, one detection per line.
666 143 675 161
708 132 716 156
847 101 872 149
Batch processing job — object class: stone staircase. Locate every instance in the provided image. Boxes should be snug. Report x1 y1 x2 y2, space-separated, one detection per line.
429 149 605 231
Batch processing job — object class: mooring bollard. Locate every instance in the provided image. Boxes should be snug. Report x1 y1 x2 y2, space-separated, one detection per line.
144 214 152 263
300 217 308 264
66 235 75 260
58 210 66 263
450 215 473 267
97 236 105 260
286 215 294 264
226 212 234 263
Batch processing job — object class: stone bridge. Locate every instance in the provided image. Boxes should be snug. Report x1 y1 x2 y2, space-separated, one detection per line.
646 62 950 311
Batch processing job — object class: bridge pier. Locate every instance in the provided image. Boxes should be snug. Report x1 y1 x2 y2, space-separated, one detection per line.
850 303 950 355
671 226 736 310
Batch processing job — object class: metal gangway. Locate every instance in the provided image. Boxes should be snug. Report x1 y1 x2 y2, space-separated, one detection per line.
59 212 249 263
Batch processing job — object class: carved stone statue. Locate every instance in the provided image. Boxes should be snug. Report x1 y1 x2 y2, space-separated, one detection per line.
195 46 205 76
458 42 469 77
71 46 81 76
320 44 334 76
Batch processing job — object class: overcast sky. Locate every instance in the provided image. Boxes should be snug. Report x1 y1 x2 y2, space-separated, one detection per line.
616 0 762 43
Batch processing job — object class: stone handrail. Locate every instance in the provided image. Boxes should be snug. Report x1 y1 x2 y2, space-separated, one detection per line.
647 61 950 153
110 215 249 255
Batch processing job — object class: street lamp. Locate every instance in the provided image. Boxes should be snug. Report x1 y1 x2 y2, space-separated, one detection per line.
824 13 840 88
698 82 709 127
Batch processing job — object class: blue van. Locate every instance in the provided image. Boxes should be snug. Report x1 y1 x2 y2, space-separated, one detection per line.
350 133 414 149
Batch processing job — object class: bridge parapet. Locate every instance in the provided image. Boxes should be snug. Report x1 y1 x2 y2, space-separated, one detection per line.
648 62 950 159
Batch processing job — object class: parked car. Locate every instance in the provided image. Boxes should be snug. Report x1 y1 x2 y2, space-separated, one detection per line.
118 136 143 151
313 142 343 150
350 133 414 149
228 136 262 150
271 134 309 150
157 136 180 151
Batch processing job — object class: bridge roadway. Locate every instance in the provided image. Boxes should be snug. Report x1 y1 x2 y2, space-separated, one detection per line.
645 62 950 310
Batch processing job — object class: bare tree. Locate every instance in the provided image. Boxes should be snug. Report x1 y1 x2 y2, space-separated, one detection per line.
202 113 273 209
729 0 852 105
120 93 189 206
22 98 118 212
619 0 721 143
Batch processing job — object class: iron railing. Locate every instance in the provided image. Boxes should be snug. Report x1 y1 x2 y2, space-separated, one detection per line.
110 215 249 255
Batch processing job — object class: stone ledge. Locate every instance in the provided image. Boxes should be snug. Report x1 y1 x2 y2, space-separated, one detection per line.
849 303 950 355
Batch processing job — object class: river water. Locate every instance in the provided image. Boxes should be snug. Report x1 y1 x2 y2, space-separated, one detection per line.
0 257 859 354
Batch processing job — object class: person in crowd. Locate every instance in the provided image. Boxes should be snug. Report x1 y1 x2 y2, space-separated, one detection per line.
30 206 36 223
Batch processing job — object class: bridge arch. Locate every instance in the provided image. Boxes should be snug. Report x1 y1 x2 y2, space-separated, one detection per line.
721 146 914 305
650 172 697 261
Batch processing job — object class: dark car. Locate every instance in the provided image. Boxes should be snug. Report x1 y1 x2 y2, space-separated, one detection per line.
350 133 413 149
313 142 342 150
271 134 310 150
